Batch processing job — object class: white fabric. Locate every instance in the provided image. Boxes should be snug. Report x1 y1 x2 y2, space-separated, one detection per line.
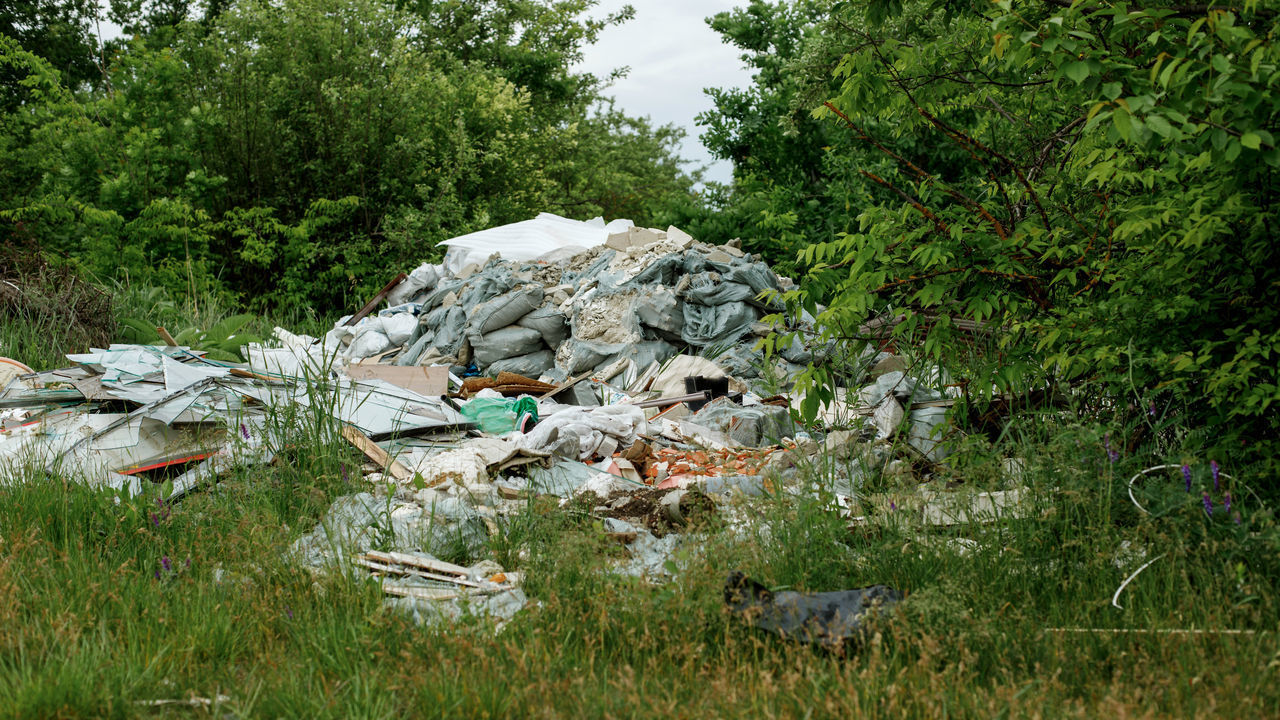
438 213 633 275
514 404 646 461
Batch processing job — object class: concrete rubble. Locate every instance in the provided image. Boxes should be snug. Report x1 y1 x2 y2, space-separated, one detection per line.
1 212 997 633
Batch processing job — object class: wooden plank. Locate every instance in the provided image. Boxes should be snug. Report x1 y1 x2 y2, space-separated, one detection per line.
380 585 465 602
362 549 471 578
228 367 287 383
343 273 407 327
339 424 412 482
156 327 179 346
344 365 449 397
537 371 593 401
355 557 483 588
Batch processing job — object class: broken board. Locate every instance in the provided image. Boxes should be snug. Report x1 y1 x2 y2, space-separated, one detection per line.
344 365 449 397
340 424 412 482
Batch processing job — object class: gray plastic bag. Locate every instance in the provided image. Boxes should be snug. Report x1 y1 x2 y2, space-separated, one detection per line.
724 572 901 646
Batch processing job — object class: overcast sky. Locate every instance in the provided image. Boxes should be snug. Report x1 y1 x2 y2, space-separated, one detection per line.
573 1 753 185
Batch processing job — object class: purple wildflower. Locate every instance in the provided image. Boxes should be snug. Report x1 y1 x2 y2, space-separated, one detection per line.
154 569 161 580
341 464 350 484
1108 449 1120 463
1223 493 1231 513
1183 465 1192 492
161 556 172 573
1233 512 1242 525
1148 401 1157 417
152 497 169 524
890 502 897 512
1211 460 1220 491
1104 432 1111 453
240 422 250 441
1202 493 1213 517
285 606 293 620
185 557 191 569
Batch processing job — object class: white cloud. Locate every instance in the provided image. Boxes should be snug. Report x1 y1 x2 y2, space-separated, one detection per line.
575 0 753 185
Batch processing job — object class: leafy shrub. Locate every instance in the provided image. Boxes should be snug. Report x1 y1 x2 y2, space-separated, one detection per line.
756 1 1279 469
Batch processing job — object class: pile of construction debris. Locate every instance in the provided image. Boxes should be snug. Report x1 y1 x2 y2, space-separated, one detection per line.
1 212 970 631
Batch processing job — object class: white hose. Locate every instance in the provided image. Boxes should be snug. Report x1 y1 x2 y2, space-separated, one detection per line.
1127 464 1234 515
1112 553 1166 609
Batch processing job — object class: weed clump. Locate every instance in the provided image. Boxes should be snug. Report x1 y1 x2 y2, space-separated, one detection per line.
0 232 114 368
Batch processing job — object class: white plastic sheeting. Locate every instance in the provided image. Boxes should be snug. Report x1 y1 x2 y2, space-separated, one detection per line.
438 213 633 275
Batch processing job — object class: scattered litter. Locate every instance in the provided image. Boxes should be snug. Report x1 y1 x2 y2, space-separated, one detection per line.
724 571 901 646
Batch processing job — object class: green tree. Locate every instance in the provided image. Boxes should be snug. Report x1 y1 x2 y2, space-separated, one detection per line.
1 0 104 102
395 0 634 115
681 0 884 277
1 0 698 313
773 0 1279 460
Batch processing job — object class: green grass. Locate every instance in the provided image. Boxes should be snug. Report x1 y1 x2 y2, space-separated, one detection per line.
1 407 1277 718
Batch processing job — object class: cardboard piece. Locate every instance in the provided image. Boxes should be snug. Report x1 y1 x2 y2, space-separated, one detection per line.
344 365 449 396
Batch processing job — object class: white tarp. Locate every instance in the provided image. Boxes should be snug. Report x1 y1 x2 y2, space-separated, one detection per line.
437 213 633 275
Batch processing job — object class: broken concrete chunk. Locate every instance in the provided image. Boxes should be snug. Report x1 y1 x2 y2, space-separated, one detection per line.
666 225 694 247
606 232 633 252
628 226 666 246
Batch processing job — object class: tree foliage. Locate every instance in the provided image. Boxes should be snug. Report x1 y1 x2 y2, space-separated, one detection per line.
737 0 1279 456
0 0 103 100
0 0 696 312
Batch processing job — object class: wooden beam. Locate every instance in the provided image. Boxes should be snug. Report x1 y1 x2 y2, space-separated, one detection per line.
339 424 412 482
343 273 408 327
361 549 471 578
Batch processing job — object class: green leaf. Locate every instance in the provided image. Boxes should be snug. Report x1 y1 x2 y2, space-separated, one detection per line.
1063 61 1090 85
1241 131 1262 149
1112 108 1132 141
1146 114 1174 138
1224 138 1242 162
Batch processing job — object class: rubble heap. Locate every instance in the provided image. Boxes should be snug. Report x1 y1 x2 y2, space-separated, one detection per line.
1 212 982 632
325 214 809 385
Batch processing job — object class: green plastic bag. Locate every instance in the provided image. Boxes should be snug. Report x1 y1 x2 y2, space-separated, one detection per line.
459 396 539 434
